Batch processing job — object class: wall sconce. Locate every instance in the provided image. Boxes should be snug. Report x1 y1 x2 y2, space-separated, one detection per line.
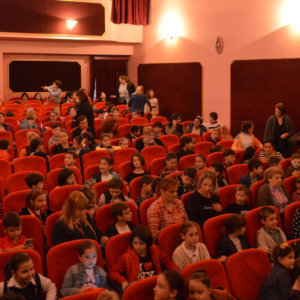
66 19 78 31
160 12 183 41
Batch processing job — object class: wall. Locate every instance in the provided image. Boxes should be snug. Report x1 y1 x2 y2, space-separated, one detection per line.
128 0 300 131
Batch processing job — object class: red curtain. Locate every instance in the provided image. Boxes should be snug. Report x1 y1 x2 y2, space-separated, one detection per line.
111 0 150 25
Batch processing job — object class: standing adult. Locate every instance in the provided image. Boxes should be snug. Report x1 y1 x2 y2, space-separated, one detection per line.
128 86 150 115
43 80 62 104
76 89 94 129
264 102 294 157
115 75 136 105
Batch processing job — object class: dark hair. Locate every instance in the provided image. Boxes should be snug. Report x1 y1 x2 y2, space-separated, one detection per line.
263 140 274 146
79 186 96 203
258 206 276 220
51 122 61 129
180 221 199 236
25 173 44 188
180 136 192 148
223 149 235 157
131 125 140 134
248 158 262 171
0 112 4 117
25 190 45 210
183 167 197 179
268 156 281 167
153 121 163 128
195 154 206 162
96 109 104 115
275 102 286 115
78 240 97 256
166 152 177 161
169 113 183 135
210 145 223 153
29 138 43 153
140 175 154 187
54 80 62 88
188 270 211 290
152 177 162 197
197 171 216 189
272 243 294 266
21 92 29 100
73 135 83 145
100 156 113 166
225 214 246 234
83 132 97 151
210 162 224 174
0 138 10 150
6 111 14 117
3 211 22 228
4 253 32 280
242 147 255 162
0 292 26 300
235 185 249 196
108 177 123 190
68 106 76 113
65 150 78 160
240 121 253 134
194 115 203 125
100 133 111 142
161 270 185 300
111 202 129 218
130 225 153 250
132 110 141 116
210 112 218 121
58 168 75 186
76 89 89 103
78 115 87 123
131 153 145 167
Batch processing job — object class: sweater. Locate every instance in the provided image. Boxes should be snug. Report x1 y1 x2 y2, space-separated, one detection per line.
216 234 250 258
264 115 294 142
231 133 262 151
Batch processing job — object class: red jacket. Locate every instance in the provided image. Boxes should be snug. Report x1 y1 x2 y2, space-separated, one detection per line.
109 244 178 284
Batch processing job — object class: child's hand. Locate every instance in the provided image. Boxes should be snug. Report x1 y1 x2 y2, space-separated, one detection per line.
122 281 129 290
218 256 227 263
212 203 223 212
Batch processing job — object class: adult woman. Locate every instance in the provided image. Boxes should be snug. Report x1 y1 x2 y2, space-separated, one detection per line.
186 171 222 226
126 153 148 184
264 102 294 157
232 120 262 151
51 191 108 246
147 177 188 240
20 92 29 104
115 75 136 105
165 113 184 137
76 89 94 129
188 116 207 137
257 167 291 213
135 126 164 152
52 129 71 155
58 168 77 186
101 117 118 139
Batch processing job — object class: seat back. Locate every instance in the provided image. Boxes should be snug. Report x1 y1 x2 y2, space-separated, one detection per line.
112 148 138 171
15 129 40 149
49 153 81 170
83 164 99 181
0 159 12 186
3 190 31 215
60 289 105 300
81 150 110 170
151 116 168 124
226 249 271 300
141 146 166 169
45 211 61 248
227 164 249 184
283 175 297 197
14 156 47 176
250 180 265 207
140 197 157 226
234 150 245 164
118 161 134 179
118 124 133 138
179 154 197 171
149 157 165 176
284 201 300 238
217 184 250 209
158 134 180 149
167 143 180 153
206 152 223 167
129 175 158 200
281 158 291 172
93 180 128 199
116 117 129 127
0 131 14 158
193 142 214 157
181 191 195 208
202 132 211 141
130 117 148 126
182 133 202 143
217 139 234 149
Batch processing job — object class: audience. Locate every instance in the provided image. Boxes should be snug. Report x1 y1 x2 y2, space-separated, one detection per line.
239 158 263 188
48 122 61 147
64 151 78 168
176 136 194 161
0 139 11 161
285 152 300 178
165 113 184 137
258 140 284 162
135 126 164 152
52 129 71 155
209 162 228 190
126 125 141 143
176 167 197 198
57 168 77 186
73 115 94 139
126 153 148 183
160 152 179 177
135 175 154 207
188 116 207 137
146 89 159 113
205 112 222 131
207 128 221 145
289 258 300 299
0 112 11 132
25 173 44 191
194 154 206 174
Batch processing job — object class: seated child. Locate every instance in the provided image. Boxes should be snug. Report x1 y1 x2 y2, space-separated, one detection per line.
118 137 130 149
291 207 300 239
80 186 98 218
96 133 120 154
223 149 236 170
225 185 252 216
52 130 71 155
0 212 33 252
126 153 148 184
209 162 228 190
112 107 120 119
95 109 105 120
285 152 300 178
125 125 141 143
288 257 300 299
135 175 154 207
109 225 178 291
98 178 135 207
239 158 263 188
259 243 294 300
58 168 77 186
208 128 221 145
268 156 281 168
106 202 135 237
151 177 162 198
210 145 223 153
194 154 206 174
64 151 78 168
176 137 194 161
60 240 108 297
205 112 222 131
160 153 179 177
256 207 287 255
0 138 11 161
131 110 141 119
20 190 53 225
29 138 48 161
72 115 94 139
292 177 300 202
172 222 210 269
71 135 89 157
48 122 61 147
176 167 197 198
258 141 284 162
0 252 57 299
153 122 164 138
82 132 99 152
25 172 44 191
216 214 250 262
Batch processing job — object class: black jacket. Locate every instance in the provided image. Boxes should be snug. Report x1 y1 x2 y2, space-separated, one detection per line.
216 234 250 258
77 100 94 129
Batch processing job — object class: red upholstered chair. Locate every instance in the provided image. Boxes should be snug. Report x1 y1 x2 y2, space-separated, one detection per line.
45 211 61 248
167 144 180 153
196 168 209 181
43 128 53 151
43 120 64 129
0 177 4 202
181 259 231 292
193 142 214 157
112 148 138 171
166 171 183 179
4 117 19 135
0 249 44 282
83 164 99 181
0 130 15 159
93 180 128 199
118 161 134 179
284 202 300 238
287 239 300 246
116 117 129 127
141 146 166 169
250 180 265 207
49 184 83 212
182 133 202 143
14 156 47 176
281 158 291 172
151 116 168 124
158 222 203 259
47 239 103 293
203 214 231 257
226 249 271 300
158 134 180 150
118 124 133 138
61 289 106 300
149 157 165 176
95 202 139 234
140 197 157 226
181 191 194 207
132 136 144 148
116 104 128 110
227 164 249 184
283 175 297 197
245 206 282 247
234 150 245 164
217 139 233 149
49 153 81 170
129 175 158 201
179 154 197 171
81 150 110 170
181 121 194 129
0 159 12 186
105 232 131 272
3 190 31 215
202 132 211 141
15 129 40 149
206 152 224 167
122 276 158 300
130 117 148 126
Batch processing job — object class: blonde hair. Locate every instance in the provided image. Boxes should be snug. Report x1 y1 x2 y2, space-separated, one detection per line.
264 167 284 181
197 171 216 189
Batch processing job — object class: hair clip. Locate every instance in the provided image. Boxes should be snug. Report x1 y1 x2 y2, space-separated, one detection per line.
280 242 289 249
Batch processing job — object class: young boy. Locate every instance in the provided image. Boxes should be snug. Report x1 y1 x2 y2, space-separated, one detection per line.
149 106 159 118
48 122 61 147
176 167 197 198
194 154 206 174
106 202 135 237
153 121 164 138
225 185 252 216
25 172 44 191
256 207 287 254
126 125 141 143
239 159 263 189
208 128 221 145
268 156 281 168
95 109 105 120
285 152 300 178
206 112 222 131
258 141 284 162
176 136 194 161
160 152 179 177
0 138 11 161
0 212 33 252
64 151 78 168
209 162 228 190
136 175 154 207
223 149 236 169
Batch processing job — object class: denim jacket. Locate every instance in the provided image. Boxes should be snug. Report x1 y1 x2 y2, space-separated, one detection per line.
60 262 108 297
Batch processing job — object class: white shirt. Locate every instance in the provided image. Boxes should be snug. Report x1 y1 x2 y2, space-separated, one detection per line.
182 242 200 263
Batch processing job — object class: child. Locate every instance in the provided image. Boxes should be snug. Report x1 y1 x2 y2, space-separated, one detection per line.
268 156 281 168
136 175 154 207
60 240 108 297
131 110 141 119
0 212 33 252
225 185 252 216
256 207 287 255
148 106 159 121
71 135 88 157
82 132 99 152
153 122 164 138
98 178 135 207
176 167 197 198
0 138 11 161
95 109 105 120
216 214 250 262
239 158 263 188
194 154 206 174
152 177 162 198
25 173 44 191
285 153 300 178
258 141 284 162
292 177 300 202
118 138 129 149
172 222 210 269
0 252 57 299
223 149 235 169
209 162 228 190
208 128 221 145
109 225 178 290
48 122 61 147
126 153 148 184
125 125 141 143
112 107 120 119
80 186 98 217
176 137 194 161
97 134 120 154
58 168 77 186
206 112 222 131
259 243 295 300
52 130 71 155
106 202 135 237
288 257 300 299
147 90 159 113
160 153 179 177
19 190 53 225
64 151 78 168
28 138 47 160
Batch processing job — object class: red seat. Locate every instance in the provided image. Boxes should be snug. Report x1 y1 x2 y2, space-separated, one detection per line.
47 239 103 293
43 120 64 129
0 159 12 186
206 151 223 167
4 117 19 135
181 191 194 207
226 249 271 300
182 133 202 143
250 180 264 207
132 136 144 148
95 202 139 233
118 161 134 179
43 128 53 151
14 156 47 176
281 158 291 172
167 144 180 153
227 164 248 184
158 222 202 259
81 150 110 170
83 164 99 181
217 184 250 209
15 129 40 149
116 117 129 127
149 157 165 176
118 124 133 138
61 289 106 300
202 132 211 141
234 150 245 164
217 139 234 149
49 153 81 170
3 190 31 215
166 171 183 179
0 177 4 202
150 116 168 124
45 211 61 248
180 259 231 292
129 176 158 200
116 104 128 111
181 121 194 129
179 154 197 171
193 142 214 158
112 148 138 171
130 117 148 126
158 134 180 150
0 249 43 282
203 214 231 257
283 175 297 197
245 206 282 247
49 142 72 156
140 197 157 226
0 130 15 159
93 180 128 199
141 146 166 169
49 185 83 212
284 201 300 238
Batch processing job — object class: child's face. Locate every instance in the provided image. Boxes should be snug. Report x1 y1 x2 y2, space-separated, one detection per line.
113 110 120 118
66 174 76 185
132 236 147 257
181 174 193 187
291 158 300 169
69 108 76 118
13 260 35 288
79 247 97 269
97 113 105 119
132 112 139 119
33 181 44 192
153 126 161 134
64 154 76 167
262 213 278 231
4 226 22 242
99 160 110 174
235 191 248 205
225 154 235 165
236 226 246 236
186 141 194 151
182 226 199 248
79 119 88 130
52 127 61 137
144 183 153 195
49 113 57 121
118 208 132 222
32 194 47 211
278 250 295 270
72 139 79 149
263 143 273 155
188 279 210 300
166 158 177 170
154 274 172 300
102 137 111 148
120 140 129 148
151 108 158 116
59 132 69 144
133 156 142 168
195 157 205 170
253 166 264 176
109 188 121 199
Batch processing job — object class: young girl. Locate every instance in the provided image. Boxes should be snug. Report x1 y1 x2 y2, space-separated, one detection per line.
29 138 47 161
58 168 77 186
259 243 295 300
60 240 108 297
20 190 53 225
172 222 210 269
119 138 129 149
71 135 88 157
83 132 99 152
187 270 235 300
153 270 184 300
80 186 98 218
52 130 71 155
125 153 147 184
96 134 120 154
0 253 57 299
109 225 178 291
194 154 206 174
